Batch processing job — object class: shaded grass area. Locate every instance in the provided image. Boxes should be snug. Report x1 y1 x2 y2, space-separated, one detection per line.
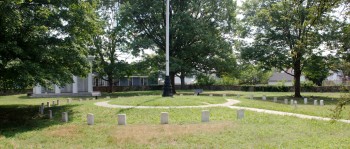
0 93 350 148
108 96 227 106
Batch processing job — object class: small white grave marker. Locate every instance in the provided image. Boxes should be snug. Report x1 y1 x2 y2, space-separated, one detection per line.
304 98 308 104
201 110 210 122
47 101 50 107
237 94 240 98
57 100 60 106
118 114 127 125
180 94 183 96
87 113 94 125
320 100 324 106
237 109 245 119
209 94 213 97
294 100 298 108
223 94 226 97
52 100 55 106
40 103 45 114
161 112 169 124
79 98 82 102
49 110 53 119
273 97 277 102
250 95 254 100
284 99 288 104
262 95 266 100
290 100 294 105
106 96 110 99
314 100 318 106
62 112 68 122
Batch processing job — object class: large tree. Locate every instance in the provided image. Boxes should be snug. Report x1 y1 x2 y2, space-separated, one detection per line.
0 0 100 91
120 0 237 93
239 0 342 97
91 0 132 93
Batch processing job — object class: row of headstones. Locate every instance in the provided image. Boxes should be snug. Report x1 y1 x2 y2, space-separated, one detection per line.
39 98 98 115
58 109 246 125
189 94 230 97
260 95 325 106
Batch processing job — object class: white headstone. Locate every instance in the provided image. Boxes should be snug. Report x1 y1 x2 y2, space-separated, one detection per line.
250 95 253 100
262 95 266 100
273 97 277 102
106 96 110 99
237 94 240 98
237 109 245 119
118 114 127 125
40 103 45 114
294 101 298 108
209 94 213 97
79 98 82 102
180 94 183 96
67 98 71 103
201 110 210 122
62 112 68 122
304 98 308 104
161 112 169 124
52 100 55 106
284 99 288 104
290 100 294 105
194 94 197 96
320 100 324 106
49 110 53 119
57 99 60 106
314 100 318 106
223 94 226 97
47 101 50 107
87 113 94 125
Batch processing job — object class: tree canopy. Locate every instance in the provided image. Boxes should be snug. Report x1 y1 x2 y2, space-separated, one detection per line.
120 0 237 93
0 0 100 91
239 0 344 97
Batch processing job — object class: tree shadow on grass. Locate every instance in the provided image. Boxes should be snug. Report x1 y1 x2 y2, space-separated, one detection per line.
0 104 79 138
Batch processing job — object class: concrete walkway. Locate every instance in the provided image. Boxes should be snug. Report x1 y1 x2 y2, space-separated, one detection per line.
94 99 350 124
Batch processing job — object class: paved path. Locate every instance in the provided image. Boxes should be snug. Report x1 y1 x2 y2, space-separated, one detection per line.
94 99 350 124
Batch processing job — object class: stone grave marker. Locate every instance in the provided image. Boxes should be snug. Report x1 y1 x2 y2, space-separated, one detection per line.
223 94 226 97
209 94 213 97
87 113 94 125
49 110 53 119
201 110 210 122
262 95 266 100
62 112 68 122
118 114 127 125
237 109 245 119
47 101 50 107
273 97 277 102
284 99 288 104
52 100 55 106
57 99 60 106
320 100 324 106
250 95 254 100
314 100 318 106
304 98 308 104
161 112 169 124
290 100 294 105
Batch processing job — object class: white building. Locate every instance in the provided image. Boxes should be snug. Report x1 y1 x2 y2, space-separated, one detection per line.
32 56 99 97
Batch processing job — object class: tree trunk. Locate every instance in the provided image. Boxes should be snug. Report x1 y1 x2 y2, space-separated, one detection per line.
294 58 302 97
107 76 113 93
170 72 176 94
180 73 185 90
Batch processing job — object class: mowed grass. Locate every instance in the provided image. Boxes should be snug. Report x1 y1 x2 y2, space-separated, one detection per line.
108 96 227 106
0 92 350 148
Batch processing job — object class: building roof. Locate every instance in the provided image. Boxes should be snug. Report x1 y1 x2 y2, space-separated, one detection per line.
268 72 293 82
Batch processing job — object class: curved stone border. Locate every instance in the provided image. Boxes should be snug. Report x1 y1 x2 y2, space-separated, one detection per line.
94 99 350 124
94 99 240 109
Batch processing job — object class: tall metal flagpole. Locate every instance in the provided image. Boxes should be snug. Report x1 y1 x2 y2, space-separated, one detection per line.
162 0 173 97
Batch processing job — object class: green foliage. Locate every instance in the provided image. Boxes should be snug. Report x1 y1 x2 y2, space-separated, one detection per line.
238 0 343 97
90 0 133 92
215 75 239 85
120 0 237 89
195 74 216 86
304 55 330 86
238 64 272 85
0 0 100 90
332 92 350 120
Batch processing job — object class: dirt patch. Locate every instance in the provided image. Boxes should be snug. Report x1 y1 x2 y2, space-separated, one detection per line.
45 125 79 138
110 122 235 145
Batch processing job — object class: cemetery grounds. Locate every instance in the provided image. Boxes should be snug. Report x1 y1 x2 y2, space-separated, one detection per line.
0 91 350 148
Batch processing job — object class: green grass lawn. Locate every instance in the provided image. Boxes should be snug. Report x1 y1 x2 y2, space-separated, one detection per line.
108 96 227 106
1 92 350 148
